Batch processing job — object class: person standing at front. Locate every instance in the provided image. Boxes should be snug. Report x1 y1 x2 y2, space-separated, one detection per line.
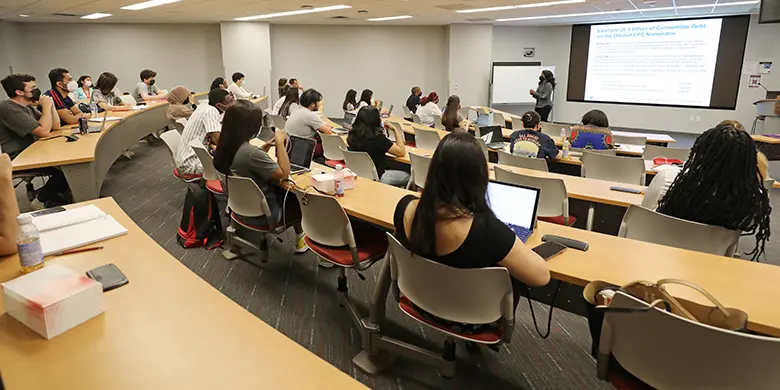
529 70 555 122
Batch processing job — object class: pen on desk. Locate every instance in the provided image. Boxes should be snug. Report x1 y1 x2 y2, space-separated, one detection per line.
55 246 104 256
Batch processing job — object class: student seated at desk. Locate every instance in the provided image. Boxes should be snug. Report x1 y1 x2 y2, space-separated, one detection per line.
277 77 288 98
166 86 196 122
44 68 85 125
210 77 227 91
509 111 561 160
132 69 167 104
416 92 442 128
278 87 300 119
0 74 70 208
91 72 130 112
394 132 550 331
73 75 92 102
406 86 422 115
347 107 409 187
569 109 613 150
343 89 357 112
0 153 19 256
719 119 769 179
441 95 470 132
228 72 252 99
653 124 771 261
271 85 289 116
286 89 333 157
176 89 235 176
213 101 309 253
289 78 303 94
357 89 373 110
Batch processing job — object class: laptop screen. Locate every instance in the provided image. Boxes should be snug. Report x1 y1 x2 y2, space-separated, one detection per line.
288 135 315 168
486 181 540 230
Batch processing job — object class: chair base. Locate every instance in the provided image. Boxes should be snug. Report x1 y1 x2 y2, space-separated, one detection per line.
222 224 270 266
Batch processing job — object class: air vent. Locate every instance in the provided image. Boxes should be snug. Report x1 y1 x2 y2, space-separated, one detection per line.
330 15 350 20
52 12 79 17
465 17 492 22
436 4 472 10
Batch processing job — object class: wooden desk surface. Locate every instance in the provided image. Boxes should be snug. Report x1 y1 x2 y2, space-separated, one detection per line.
0 197 366 390
753 134 780 145
291 169 780 337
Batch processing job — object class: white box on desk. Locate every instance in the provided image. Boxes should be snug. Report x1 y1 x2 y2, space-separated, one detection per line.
2 264 104 339
311 170 357 194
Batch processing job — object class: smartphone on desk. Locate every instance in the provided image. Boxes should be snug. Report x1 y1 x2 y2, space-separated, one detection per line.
610 186 643 194
532 241 567 260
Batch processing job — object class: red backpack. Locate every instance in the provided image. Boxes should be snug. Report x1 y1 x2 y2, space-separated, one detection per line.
177 182 224 249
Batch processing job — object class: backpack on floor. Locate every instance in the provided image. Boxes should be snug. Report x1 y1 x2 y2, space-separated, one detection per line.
177 182 224 249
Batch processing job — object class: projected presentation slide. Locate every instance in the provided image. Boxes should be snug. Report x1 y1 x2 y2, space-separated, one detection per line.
584 18 723 107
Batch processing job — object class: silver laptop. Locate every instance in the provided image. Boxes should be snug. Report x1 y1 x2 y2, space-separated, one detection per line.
480 126 505 149
487 181 540 243
288 135 316 174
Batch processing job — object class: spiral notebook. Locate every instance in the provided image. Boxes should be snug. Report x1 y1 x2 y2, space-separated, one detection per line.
30 205 128 256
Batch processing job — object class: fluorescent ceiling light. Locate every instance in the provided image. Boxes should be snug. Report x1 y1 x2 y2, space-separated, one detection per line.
120 0 182 11
457 0 585 13
495 1 758 21
81 13 112 19
19 14 30 18
367 15 413 21
234 5 352 21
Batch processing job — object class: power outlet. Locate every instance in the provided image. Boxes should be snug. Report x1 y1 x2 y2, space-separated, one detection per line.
689 115 695 122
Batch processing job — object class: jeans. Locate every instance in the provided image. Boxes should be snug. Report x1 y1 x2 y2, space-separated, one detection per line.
535 105 553 122
380 170 410 188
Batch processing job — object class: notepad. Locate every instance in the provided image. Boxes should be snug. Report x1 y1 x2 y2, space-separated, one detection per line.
30 205 128 256
88 116 123 122
130 105 147 111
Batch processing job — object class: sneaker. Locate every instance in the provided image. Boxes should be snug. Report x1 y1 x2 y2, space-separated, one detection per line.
121 150 134 159
30 198 45 211
294 234 310 254
318 258 335 268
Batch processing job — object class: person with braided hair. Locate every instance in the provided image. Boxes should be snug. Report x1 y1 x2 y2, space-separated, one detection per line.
655 124 771 261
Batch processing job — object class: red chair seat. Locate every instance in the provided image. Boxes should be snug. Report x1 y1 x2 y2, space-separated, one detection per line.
325 159 346 168
173 168 202 180
398 296 503 344
538 215 578 226
230 212 272 232
205 179 224 195
405 141 417 147
305 223 388 266
607 366 654 390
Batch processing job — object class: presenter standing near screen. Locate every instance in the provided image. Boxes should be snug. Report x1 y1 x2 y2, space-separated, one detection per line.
530 70 555 122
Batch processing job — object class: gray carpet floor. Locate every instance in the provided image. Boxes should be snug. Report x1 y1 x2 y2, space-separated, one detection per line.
15 133 779 389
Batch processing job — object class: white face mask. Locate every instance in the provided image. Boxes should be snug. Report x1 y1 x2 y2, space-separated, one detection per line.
84 80 92 88
67 80 78 92
240 79 245 86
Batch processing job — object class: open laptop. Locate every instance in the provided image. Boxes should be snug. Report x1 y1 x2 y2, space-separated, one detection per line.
340 110 357 132
487 180 540 243
381 104 394 118
479 126 505 149
288 135 316 174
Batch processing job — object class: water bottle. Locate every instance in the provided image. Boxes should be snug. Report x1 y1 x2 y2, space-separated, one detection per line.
334 164 345 197
90 100 99 118
17 214 44 274
563 138 570 159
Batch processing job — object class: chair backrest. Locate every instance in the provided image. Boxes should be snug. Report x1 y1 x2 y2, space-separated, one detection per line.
414 127 442 151
643 145 692 161
340 148 379 181
269 114 286 129
494 166 569 221
387 233 514 325
189 140 220 181
492 112 506 127
571 147 615 156
411 113 423 124
226 175 272 219
173 118 187 133
618 204 740 256
541 122 570 138
160 130 181 166
601 291 780 389
320 133 347 161
293 187 354 248
409 152 432 189
402 105 412 118
581 151 645 185
475 137 489 160
119 95 136 106
458 107 470 121
613 135 647 147
432 114 445 130
497 150 549 172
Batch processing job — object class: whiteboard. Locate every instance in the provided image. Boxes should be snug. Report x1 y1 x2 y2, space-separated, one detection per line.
491 65 556 105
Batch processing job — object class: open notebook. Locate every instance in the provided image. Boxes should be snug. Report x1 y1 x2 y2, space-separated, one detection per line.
30 205 128 256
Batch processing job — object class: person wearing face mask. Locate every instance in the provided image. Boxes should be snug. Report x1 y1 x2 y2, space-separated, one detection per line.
132 69 167 104
166 86 196 122
227 72 253 99
176 88 235 176
529 70 555 122
285 89 333 157
0 74 70 208
91 72 131 112
44 68 85 125
73 75 93 102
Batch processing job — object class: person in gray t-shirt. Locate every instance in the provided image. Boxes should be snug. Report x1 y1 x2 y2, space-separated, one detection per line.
0 74 59 157
284 89 334 158
132 69 167 103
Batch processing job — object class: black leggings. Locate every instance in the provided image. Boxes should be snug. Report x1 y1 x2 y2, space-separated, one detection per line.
535 105 553 122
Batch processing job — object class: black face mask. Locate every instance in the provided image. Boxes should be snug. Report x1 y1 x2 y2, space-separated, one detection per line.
148 79 156 86
28 88 42 101
539 76 545 82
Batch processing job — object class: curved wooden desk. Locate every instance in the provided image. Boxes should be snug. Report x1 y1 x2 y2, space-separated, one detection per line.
12 96 268 202
0 197 366 390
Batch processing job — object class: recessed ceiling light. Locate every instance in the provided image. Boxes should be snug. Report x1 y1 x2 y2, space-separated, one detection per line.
234 5 352 21
19 14 30 18
81 13 112 19
367 15 413 21
120 0 182 11
457 0 585 13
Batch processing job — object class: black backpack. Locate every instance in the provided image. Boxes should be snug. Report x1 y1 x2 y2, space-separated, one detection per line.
177 182 224 249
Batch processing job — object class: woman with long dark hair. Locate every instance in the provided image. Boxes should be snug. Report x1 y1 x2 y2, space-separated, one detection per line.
213 100 309 253
279 87 300 119
441 95 471 132
90 72 130 111
358 89 373 109
210 77 227 91
656 124 771 261
347 107 409 187
529 69 555 122
343 89 358 111
393 132 550 329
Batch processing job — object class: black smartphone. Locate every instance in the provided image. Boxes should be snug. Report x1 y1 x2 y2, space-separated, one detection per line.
31 206 66 217
86 263 129 292
532 241 568 260
610 186 643 194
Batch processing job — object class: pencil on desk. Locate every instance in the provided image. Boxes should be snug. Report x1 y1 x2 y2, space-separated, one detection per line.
55 246 104 256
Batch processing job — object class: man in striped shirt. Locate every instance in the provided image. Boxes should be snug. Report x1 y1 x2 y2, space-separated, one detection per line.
44 68 85 125
176 89 234 176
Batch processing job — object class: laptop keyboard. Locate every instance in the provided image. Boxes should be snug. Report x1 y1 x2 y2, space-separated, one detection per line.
505 223 532 243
